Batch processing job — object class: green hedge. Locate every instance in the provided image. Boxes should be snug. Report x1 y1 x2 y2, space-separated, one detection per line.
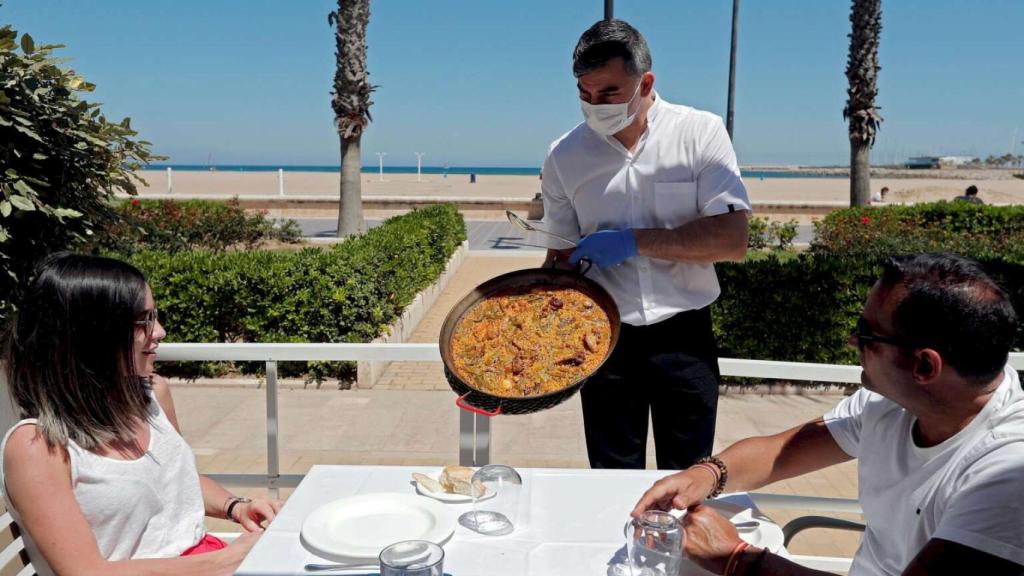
811 201 1024 261
715 253 1024 368
134 204 466 383
97 198 301 254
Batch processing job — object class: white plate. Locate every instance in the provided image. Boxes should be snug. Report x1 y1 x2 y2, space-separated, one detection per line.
413 471 497 503
703 500 786 553
300 493 456 560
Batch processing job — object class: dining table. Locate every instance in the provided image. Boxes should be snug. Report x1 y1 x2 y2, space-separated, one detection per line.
235 464 788 576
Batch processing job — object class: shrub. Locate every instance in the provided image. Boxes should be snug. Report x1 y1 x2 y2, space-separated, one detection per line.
96 198 301 254
811 202 1024 261
748 216 798 251
716 253 1024 369
0 26 159 322
132 205 466 383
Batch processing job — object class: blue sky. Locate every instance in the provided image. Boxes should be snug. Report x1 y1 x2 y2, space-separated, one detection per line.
4 1 1023 167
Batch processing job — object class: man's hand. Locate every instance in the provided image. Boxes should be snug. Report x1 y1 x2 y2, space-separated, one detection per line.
631 468 718 517
568 229 637 267
682 504 744 575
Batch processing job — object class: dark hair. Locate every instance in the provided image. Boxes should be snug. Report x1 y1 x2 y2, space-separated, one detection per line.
966 185 979 196
573 19 652 78
879 253 1017 385
2 253 152 449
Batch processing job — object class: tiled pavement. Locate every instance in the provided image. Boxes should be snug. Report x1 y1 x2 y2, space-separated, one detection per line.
173 254 863 561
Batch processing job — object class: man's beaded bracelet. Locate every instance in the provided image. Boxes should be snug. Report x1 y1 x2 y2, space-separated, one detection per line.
695 455 728 499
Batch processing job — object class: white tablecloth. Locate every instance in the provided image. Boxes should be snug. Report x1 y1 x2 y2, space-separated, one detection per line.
235 465 783 576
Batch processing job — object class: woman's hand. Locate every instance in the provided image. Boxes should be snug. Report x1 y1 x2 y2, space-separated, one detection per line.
631 468 717 517
682 504 744 575
230 497 284 532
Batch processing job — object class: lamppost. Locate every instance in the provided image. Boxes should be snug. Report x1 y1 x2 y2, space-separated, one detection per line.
415 152 426 182
726 0 740 139
604 0 613 20
376 152 386 182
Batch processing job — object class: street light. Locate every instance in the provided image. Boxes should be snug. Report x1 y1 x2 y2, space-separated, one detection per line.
604 0 613 20
726 0 740 139
376 152 387 182
414 152 426 182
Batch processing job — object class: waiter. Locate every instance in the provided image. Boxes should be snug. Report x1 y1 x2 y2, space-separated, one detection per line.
542 19 751 469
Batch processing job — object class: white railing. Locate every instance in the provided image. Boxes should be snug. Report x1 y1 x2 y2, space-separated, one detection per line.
156 342 1024 497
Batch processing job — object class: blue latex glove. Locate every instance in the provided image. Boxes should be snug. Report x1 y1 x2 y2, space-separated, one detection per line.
568 229 638 267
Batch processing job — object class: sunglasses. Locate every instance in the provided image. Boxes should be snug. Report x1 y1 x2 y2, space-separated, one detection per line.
851 316 919 350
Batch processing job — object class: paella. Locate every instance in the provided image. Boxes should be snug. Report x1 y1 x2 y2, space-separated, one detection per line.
450 285 613 397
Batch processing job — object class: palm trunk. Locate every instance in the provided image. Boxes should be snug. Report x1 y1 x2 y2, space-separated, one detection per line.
337 135 365 237
850 139 871 206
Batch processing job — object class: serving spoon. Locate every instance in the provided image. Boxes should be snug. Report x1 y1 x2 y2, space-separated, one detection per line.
506 210 578 248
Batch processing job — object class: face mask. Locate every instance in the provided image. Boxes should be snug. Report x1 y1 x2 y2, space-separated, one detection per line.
580 81 643 136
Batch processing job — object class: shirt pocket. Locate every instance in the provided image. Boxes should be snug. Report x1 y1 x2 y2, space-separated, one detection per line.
653 181 699 229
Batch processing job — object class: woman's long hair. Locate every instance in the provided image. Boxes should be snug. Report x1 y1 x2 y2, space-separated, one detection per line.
2 253 151 449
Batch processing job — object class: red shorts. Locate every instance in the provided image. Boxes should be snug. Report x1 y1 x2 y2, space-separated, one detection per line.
180 533 228 556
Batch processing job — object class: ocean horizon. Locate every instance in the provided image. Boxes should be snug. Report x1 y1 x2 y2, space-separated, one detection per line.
144 164 847 179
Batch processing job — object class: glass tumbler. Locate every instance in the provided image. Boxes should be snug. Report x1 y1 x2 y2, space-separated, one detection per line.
458 464 523 536
379 540 444 576
623 510 684 576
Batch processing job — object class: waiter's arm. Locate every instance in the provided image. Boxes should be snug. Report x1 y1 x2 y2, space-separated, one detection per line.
633 209 749 263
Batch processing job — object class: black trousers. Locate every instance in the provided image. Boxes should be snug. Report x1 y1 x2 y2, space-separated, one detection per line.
580 306 720 470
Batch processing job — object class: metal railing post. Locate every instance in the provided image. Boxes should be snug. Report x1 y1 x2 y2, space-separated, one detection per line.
265 361 281 499
458 412 491 466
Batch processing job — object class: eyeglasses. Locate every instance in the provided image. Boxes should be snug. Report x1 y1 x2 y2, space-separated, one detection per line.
851 316 918 350
134 307 160 334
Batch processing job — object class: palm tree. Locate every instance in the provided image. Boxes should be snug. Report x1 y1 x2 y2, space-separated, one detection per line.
843 0 882 207
329 0 375 237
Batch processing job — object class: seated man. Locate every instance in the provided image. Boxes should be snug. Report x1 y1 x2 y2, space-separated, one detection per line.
633 252 1024 575
954 184 984 204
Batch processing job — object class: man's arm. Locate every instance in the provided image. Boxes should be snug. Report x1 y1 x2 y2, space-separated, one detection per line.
633 417 852 515
633 209 749 264
903 538 1023 576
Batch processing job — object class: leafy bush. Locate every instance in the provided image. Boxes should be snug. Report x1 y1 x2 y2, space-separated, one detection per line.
0 26 159 322
748 216 798 251
811 202 1024 261
97 198 301 254
716 253 1024 368
133 205 466 383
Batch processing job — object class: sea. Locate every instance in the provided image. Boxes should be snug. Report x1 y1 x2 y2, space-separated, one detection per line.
145 165 846 179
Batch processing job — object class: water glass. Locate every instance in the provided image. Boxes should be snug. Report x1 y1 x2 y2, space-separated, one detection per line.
379 540 444 576
623 510 684 576
458 464 522 536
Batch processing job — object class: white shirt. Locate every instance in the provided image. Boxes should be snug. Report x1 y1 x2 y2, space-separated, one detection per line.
825 366 1024 575
542 93 751 326
1 392 206 574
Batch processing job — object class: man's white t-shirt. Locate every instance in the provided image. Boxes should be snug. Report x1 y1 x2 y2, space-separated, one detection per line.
541 93 751 326
825 366 1024 575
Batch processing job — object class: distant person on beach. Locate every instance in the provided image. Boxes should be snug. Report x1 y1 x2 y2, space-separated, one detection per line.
872 186 888 204
955 184 984 204
1 254 282 575
541 19 750 470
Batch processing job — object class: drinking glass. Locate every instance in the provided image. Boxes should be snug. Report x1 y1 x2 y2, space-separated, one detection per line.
379 540 444 576
458 464 522 536
623 510 684 576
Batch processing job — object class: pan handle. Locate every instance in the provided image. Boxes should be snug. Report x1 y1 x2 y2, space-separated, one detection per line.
455 393 503 417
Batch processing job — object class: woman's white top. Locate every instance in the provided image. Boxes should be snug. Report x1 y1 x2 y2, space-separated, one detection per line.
0 389 206 575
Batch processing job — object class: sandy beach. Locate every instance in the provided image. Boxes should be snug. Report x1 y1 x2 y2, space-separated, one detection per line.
136 169 1024 206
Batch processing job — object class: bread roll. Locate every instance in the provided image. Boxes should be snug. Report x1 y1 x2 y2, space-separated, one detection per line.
441 465 485 497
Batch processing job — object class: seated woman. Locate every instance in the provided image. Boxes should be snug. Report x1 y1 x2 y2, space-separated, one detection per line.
1 253 281 575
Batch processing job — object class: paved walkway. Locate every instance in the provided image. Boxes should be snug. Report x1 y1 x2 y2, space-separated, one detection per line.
173 253 862 559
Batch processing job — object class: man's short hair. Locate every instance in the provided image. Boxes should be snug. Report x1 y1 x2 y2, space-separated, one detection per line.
966 185 979 195
573 19 652 78
879 253 1017 384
